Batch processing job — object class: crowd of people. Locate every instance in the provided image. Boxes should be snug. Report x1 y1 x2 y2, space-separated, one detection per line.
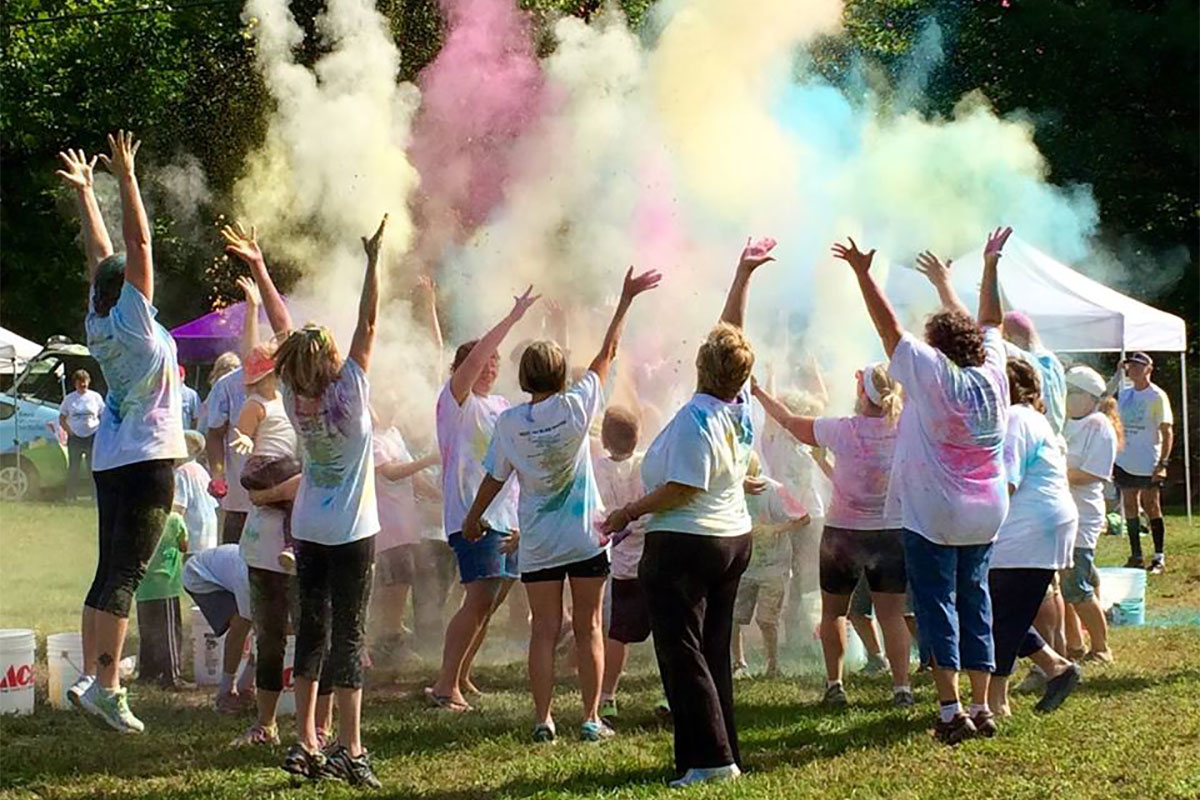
52 133 1178 789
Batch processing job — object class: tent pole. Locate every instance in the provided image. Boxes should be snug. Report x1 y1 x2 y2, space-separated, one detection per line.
1183 351 1192 526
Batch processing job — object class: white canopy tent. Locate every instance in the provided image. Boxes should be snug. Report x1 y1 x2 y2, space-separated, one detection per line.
941 236 1191 521
0 326 41 375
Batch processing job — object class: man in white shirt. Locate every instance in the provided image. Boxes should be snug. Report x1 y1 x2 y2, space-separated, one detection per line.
1112 353 1174 574
59 369 105 500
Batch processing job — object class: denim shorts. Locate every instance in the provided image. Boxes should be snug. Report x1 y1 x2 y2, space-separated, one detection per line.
448 529 519 584
1060 547 1099 604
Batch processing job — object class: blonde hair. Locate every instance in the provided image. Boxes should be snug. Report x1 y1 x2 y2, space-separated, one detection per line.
696 323 754 400
1097 396 1125 452
275 325 342 399
519 340 567 394
209 351 242 388
862 364 904 425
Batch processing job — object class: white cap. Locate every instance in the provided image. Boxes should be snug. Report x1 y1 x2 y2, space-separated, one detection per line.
1065 365 1106 398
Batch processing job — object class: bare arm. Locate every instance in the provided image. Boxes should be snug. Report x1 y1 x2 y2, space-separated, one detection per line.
350 215 388 370
589 267 663 384
915 252 969 317
222 223 293 335
249 474 300 505
236 276 262 362
449 287 541 405
1156 424 1174 479
599 481 702 536
416 274 444 357
55 149 113 278
461 474 507 541
752 381 817 446
978 226 1012 328
721 237 776 328
233 400 264 442
833 238 903 357
379 453 440 482
98 131 153 301
1067 467 1105 487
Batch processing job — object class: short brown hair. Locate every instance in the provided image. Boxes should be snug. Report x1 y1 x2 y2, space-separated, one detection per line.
72 369 91 384
925 310 986 369
519 340 567 394
1007 358 1045 412
696 323 754 400
601 406 640 456
452 339 479 373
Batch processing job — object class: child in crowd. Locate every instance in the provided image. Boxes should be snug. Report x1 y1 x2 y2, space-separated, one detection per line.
135 512 188 689
183 543 257 713
594 406 648 722
174 430 219 555
732 453 809 678
230 276 301 572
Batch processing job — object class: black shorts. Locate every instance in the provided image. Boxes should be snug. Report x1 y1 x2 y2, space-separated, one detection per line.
608 578 652 644
819 526 907 596
521 552 610 584
87 459 176 617
1113 464 1158 490
188 589 239 636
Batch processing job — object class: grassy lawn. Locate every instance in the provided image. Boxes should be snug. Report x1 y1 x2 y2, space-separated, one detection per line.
1 502 1198 800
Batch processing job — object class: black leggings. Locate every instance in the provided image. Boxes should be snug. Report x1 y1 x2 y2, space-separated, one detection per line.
248 567 333 695
87 460 175 617
988 567 1052 677
294 537 375 689
640 531 751 775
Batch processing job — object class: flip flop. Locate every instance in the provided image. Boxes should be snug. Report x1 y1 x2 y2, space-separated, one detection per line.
423 686 472 713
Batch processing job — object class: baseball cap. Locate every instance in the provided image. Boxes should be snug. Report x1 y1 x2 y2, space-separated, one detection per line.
1124 352 1153 367
1065 366 1106 398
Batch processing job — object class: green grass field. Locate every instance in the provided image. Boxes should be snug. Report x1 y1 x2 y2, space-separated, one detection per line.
2 502 1199 800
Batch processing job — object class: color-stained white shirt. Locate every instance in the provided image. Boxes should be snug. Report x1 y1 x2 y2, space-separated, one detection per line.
1115 383 1173 476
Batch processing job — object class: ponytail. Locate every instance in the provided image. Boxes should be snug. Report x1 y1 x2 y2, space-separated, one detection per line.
1098 396 1125 452
868 363 904 426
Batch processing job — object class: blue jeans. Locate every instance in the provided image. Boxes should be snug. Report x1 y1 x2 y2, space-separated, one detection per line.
902 529 995 672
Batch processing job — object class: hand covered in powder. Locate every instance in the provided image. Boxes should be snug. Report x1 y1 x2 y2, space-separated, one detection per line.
831 237 875 276
738 237 777 273
221 222 263 267
984 226 1013 259
362 214 388 263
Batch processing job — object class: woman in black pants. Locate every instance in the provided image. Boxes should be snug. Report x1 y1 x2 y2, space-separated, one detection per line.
985 359 1082 726
601 237 775 787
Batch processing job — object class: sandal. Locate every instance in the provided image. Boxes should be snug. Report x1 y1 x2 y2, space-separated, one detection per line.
423 686 472 713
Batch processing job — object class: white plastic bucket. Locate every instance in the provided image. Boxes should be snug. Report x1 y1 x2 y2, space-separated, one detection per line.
1096 567 1146 626
277 635 296 717
191 606 225 686
46 632 85 710
0 629 36 715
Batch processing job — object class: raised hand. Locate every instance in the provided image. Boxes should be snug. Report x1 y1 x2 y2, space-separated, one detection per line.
415 273 437 298
738 236 777 273
620 267 664 303
221 222 263 266
97 130 141 179
236 275 262 307
984 226 1013 258
362 214 388 263
915 251 952 285
831 237 875 276
509 285 541 320
55 149 98 191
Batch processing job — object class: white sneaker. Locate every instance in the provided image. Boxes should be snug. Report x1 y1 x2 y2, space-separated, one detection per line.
669 764 742 788
67 674 95 709
80 682 145 734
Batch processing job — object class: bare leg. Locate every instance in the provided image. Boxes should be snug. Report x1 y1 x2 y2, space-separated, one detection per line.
316 693 334 734
849 613 883 659
987 675 1010 716
81 606 98 677
601 640 628 698
1063 601 1085 655
294 676 321 751
1029 645 1074 679
335 687 364 756
95 610 129 689
732 626 747 666
819 591 852 683
759 621 780 676
871 592 911 688
462 580 512 694
1072 597 1110 654
932 668 960 705
256 690 281 728
224 616 254 678
569 576 607 723
431 580 504 705
967 670 990 708
524 580 564 726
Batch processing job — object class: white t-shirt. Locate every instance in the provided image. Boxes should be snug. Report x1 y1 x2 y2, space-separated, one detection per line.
641 387 755 537
373 426 420 552
174 460 219 553
61 389 105 438
812 415 901 530
592 451 645 580
182 544 252 619
754 409 827 518
485 372 606 574
283 358 380 546
435 382 519 535
240 504 288 573
85 283 187 471
1004 343 1067 437
887 329 1009 546
206 369 252 513
992 405 1078 569
1115 384 1173 476
1064 412 1118 550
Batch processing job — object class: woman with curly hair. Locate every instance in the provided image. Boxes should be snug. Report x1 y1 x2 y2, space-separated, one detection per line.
835 227 1012 745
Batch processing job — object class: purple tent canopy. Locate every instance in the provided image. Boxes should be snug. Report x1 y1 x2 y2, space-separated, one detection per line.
170 300 284 364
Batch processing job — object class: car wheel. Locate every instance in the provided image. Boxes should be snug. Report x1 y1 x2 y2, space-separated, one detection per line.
0 459 39 501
